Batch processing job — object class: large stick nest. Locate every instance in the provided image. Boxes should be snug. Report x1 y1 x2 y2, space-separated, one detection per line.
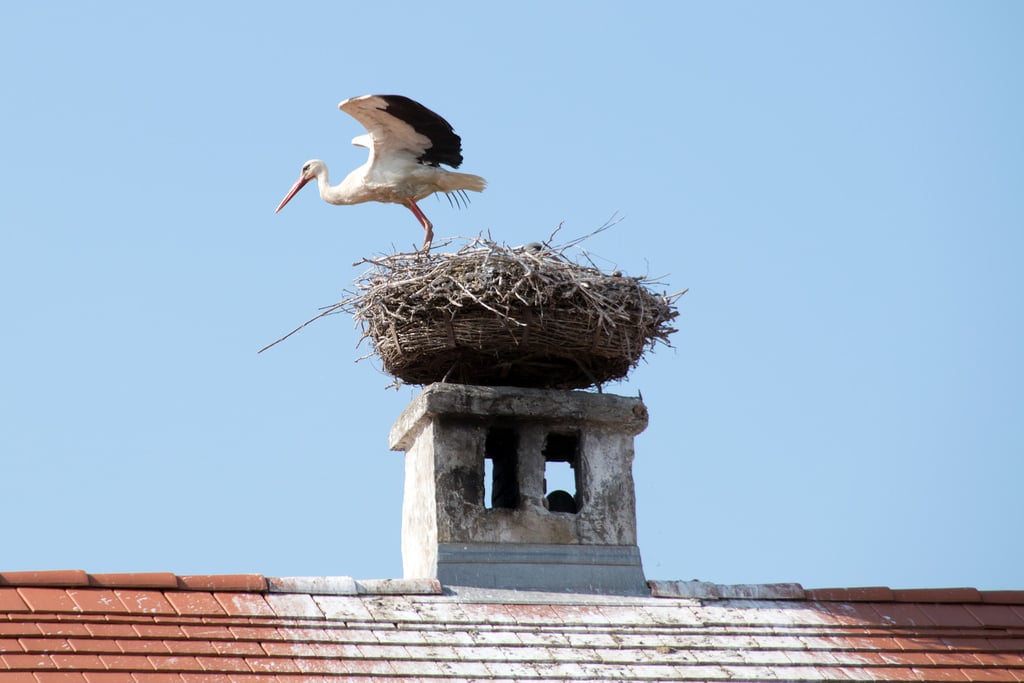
330 228 683 389
261 224 685 389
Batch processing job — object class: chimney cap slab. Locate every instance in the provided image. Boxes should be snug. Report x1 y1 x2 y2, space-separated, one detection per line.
390 383 648 451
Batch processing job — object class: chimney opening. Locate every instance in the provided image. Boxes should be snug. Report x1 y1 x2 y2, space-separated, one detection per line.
484 426 519 509
543 432 580 514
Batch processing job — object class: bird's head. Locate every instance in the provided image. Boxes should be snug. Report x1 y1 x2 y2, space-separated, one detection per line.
275 159 325 213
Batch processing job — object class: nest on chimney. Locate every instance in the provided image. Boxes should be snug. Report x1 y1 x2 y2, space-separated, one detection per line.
349 224 685 388
261 221 686 389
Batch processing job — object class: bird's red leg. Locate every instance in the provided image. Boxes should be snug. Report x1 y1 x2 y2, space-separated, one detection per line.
404 200 434 252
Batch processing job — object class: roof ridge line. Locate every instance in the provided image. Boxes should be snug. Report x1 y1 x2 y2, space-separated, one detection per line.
0 570 441 596
649 580 1024 604
2 572 1022 603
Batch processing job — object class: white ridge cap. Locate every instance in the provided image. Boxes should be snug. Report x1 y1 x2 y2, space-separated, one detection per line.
266 576 442 596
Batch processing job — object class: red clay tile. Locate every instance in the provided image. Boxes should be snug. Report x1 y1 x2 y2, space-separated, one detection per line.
97 655 154 672
928 652 985 667
2 653 56 669
980 592 1024 606
162 593 225 617
913 669 972 682
893 634 953 651
807 587 895 602
871 601 935 627
176 577 265 593
0 625 40 638
244 658 301 674
226 627 278 642
129 675 186 683
88 575 178 591
977 652 1024 667
178 626 232 641
50 654 104 670
18 638 69 654
82 626 135 640
212 594 274 618
145 656 203 672
209 642 264 658
0 673 38 683
821 601 884 626
893 588 983 603
82 674 134 683
918 604 985 628
67 591 127 615
195 656 250 673
36 624 89 639
293 657 346 674
180 675 230 683
258 643 311 659
67 641 118 655
159 642 214 658
0 591 29 613
113 593 175 617
127 626 180 641
115 641 169 655
965 604 1024 628
0 572 90 588
958 668 1022 682
34 673 89 683
17 589 79 613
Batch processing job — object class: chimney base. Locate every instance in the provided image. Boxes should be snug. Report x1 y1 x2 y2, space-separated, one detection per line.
437 542 647 595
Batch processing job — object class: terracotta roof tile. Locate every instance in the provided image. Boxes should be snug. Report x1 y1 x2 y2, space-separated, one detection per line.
98 654 154 671
893 587 985 603
175 577 266 593
0 572 90 588
89 575 179 590
209 641 264 658
81 625 133 640
0 572 1022 681
162 592 225 617
213 594 274 619
65 590 127 616
16 589 79 614
35 674 91 683
115 638 170 655
0 591 29 614
111 591 176 617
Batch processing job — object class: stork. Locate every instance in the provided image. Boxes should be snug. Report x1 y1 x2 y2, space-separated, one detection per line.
275 94 487 251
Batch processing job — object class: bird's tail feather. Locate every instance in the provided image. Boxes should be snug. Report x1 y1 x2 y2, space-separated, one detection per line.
438 171 487 194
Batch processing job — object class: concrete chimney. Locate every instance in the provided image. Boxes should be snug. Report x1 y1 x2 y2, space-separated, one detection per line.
389 383 649 595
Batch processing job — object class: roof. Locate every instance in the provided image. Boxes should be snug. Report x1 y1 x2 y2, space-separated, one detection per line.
1 571 1022 682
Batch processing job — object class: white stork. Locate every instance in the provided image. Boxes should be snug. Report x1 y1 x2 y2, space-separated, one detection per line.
275 94 487 251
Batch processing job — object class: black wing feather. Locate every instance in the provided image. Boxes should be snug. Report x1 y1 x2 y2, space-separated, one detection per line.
377 95 465 168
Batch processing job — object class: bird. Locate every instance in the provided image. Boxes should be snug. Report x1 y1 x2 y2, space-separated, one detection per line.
275 94 487 251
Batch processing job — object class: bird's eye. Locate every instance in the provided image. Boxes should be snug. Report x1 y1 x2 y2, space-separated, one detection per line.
301 164 310 173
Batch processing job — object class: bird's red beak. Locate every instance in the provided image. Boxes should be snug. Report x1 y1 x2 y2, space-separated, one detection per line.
275 175 313 213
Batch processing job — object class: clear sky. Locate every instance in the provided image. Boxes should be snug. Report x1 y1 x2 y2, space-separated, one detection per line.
2 2 1022 590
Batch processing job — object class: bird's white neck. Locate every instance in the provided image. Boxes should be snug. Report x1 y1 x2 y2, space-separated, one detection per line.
316 164 363 206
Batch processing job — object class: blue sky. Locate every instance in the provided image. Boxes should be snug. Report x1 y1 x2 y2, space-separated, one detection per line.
2 2 1022 590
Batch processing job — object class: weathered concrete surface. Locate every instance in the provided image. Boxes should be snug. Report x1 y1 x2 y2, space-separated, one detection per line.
389 384 649 451
390 384 649 594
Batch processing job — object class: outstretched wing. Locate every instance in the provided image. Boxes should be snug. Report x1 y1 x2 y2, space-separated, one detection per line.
339 95 465 169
